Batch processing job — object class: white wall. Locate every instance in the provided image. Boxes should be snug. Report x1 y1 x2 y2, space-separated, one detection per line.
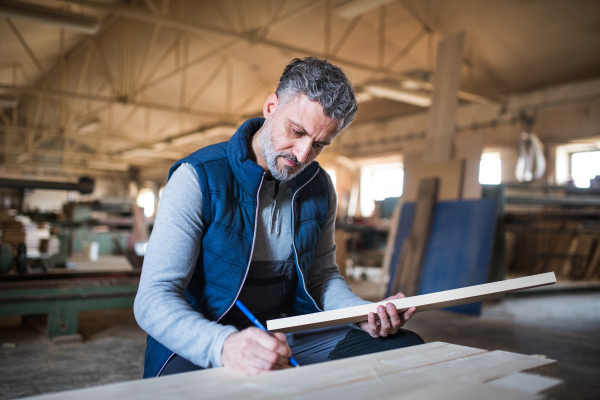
327 77 600 186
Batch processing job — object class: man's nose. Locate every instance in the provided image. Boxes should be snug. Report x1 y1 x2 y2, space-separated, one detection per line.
295 139 313 164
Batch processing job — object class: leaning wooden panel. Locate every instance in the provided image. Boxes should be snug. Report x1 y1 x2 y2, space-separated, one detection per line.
267 272 556 333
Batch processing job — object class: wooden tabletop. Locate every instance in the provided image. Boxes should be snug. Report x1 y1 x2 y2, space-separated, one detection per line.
24 341 563 400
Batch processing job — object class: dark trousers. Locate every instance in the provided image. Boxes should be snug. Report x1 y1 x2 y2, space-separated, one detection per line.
160 326 424 376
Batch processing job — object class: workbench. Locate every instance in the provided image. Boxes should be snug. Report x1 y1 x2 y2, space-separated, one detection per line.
23 342 563 399
0 271 139 339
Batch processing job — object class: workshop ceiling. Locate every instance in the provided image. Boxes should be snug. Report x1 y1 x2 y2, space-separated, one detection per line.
0 0 599 177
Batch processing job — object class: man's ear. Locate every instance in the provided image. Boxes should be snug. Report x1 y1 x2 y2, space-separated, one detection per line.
263 93 279 119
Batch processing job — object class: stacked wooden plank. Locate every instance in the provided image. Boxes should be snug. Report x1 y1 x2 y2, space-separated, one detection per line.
0 213 60 259
16 215 43 258
0 211 26 256
509 217 600 280
23 342 563 400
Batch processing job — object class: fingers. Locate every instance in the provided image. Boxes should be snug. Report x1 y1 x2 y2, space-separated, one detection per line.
221 328 293 375
250 329 292 369
252 328 292 357
376 305 392 337
250 342 290 369
362 301 417 339
385 303 401 332
272 332 287 342
383 292 406 302
366 311 380 338
402 306 417 323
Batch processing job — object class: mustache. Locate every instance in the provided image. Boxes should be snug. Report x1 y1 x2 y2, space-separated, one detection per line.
278 153 305 167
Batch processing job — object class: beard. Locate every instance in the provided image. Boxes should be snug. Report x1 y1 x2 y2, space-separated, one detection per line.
259 117 310 181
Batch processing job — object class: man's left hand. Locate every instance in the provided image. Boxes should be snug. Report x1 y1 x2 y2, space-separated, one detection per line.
358 293 416 338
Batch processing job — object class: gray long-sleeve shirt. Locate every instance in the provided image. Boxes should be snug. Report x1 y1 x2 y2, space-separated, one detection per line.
134 163 369 369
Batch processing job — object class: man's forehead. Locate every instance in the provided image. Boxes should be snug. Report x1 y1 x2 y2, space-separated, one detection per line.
283 94 341 134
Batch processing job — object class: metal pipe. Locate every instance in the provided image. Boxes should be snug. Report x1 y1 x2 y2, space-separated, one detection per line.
0 177 95 194
0 0 100 34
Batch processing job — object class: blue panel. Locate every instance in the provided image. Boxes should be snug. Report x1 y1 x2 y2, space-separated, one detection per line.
386 199 498 315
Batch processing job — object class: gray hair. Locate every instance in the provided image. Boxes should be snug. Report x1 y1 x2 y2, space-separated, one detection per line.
276 57 358 131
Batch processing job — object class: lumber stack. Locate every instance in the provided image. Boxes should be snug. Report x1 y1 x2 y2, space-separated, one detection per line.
511 225 600 280
0 212 60 258
23 342 563 400
0 212 35 256
0 218 25 255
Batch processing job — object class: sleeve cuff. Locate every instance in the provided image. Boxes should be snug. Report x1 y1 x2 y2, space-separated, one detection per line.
210 325 239 368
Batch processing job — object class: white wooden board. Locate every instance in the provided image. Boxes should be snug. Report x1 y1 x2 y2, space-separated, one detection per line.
385 379 543 400
267 273 556 333
487 372 565 397
24 343 560 400
285 350 557 400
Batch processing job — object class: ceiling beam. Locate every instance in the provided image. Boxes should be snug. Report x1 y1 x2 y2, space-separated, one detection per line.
0 144 124 162
0 125 151 145
0 144 175 167
0 160 131 176
4 17 57 88
56 0 421 81
0 83 239 122
50 1 496 105
0 0 100 34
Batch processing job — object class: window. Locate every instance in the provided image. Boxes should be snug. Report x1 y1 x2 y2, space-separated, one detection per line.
137 188 155 217
479 152 501 185
325 169 337 190
360 163 403 217
572 151 600 188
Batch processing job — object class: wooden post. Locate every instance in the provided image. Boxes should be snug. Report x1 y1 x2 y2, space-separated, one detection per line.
335 228 348 279
424 31 465 163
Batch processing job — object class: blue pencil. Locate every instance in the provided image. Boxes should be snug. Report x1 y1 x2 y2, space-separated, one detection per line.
235 300 299 368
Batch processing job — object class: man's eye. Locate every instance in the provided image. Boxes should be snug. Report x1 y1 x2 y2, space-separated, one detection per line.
293 130 303 137
314 143 326 150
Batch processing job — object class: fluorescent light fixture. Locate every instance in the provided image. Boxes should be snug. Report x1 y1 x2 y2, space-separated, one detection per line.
15 153 30 163
169 126 236 147
87 161 130 171
204 126 236 137
170 133 205 147
77 117 102 134
121 149 184 160
0 0 100 35
364 84 432 107
456 91 497 105
152 142 169 151
401 80 428 91
356 91 374 103
0 95 19 108
334 0 395 19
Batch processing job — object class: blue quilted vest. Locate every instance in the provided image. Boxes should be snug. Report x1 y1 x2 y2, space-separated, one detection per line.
143 118 330 377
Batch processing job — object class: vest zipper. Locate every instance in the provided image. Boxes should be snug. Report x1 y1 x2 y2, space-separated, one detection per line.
291 168 323 312
217 172 266 322
155 352 176 377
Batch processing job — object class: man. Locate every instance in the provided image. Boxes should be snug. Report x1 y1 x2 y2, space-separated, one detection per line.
134 57 423 378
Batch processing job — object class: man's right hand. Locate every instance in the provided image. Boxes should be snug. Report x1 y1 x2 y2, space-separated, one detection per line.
221 327 292 375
